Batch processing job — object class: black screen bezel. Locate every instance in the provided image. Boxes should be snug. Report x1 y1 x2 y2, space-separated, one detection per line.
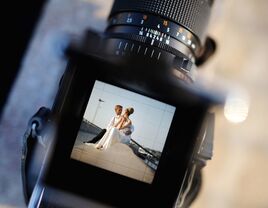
44 57 208 207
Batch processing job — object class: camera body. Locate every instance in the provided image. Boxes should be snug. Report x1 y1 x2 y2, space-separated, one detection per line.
22 1 219 207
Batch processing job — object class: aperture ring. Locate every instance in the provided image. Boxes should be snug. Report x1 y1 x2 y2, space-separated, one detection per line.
106 24 195 60
109 0 213 41
108 12 201 56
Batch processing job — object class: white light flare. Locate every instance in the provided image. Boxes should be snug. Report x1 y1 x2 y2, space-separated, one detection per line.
224 91 250 124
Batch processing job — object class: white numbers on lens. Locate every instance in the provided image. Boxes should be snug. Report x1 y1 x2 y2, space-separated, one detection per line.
127 18 133 23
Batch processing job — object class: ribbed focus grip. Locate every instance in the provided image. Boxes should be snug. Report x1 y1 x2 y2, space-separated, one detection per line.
109 0 213 41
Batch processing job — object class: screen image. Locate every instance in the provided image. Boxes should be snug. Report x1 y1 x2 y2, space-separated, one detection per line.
71 80 176 183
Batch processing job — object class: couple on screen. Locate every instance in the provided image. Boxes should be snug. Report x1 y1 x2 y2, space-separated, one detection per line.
85 105 134 150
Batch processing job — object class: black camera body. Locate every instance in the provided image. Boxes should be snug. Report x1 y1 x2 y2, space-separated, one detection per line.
22 1 219 207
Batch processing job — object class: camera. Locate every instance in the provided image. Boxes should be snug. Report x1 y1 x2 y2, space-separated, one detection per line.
22 0 220 207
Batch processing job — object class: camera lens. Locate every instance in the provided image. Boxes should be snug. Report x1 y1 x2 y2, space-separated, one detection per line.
106 0 214 60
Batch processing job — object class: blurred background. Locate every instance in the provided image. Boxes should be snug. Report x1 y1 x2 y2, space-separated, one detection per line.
1 0 268 207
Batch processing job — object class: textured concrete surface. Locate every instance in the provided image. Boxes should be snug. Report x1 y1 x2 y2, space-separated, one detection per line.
71 142 155 183
1 0 268 207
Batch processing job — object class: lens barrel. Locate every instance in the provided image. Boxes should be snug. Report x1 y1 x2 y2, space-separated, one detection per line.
109 0 213 43
101 0 215 80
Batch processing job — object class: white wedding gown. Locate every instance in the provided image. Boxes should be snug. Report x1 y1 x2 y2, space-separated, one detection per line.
95 125 133 150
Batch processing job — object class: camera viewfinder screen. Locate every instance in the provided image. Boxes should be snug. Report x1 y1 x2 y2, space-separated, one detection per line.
71 80 175 184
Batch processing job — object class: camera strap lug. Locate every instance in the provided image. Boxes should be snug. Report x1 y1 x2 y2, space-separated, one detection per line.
176 112 215 208
21 107 51 205
31 123 46 148
195 112 215 168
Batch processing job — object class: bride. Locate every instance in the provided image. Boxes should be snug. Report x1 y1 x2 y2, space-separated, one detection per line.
95 107 134 150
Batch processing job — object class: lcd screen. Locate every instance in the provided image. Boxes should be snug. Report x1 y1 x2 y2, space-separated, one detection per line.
71 80 175 183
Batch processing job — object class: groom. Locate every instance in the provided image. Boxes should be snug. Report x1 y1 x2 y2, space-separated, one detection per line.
84 104 123 144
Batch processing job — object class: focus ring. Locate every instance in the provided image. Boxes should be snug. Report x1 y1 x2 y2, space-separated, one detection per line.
110 0 213 42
